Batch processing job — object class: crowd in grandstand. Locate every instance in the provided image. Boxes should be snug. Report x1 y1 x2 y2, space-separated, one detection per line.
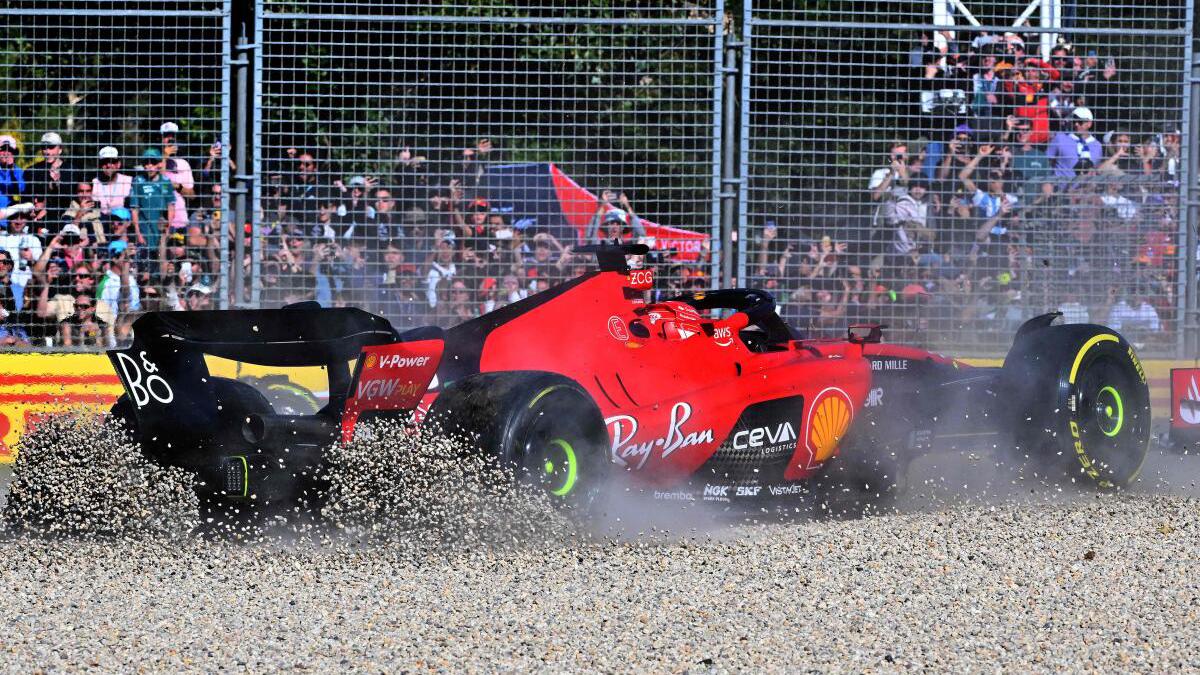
0 125 707 347
0 123 223 347
0 31 1185 349
749 32 1181 347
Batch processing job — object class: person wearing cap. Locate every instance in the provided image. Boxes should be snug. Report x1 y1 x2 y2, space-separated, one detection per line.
129 148 175 254
1047 107 1102 180
0 134 27 210
95 242 140 347
183 283 212 312
334 175 376 241
25 132 76 221
586 189 645 244
0 247 30 346
0 206 41 289
92 146 132 214
159 121 194 235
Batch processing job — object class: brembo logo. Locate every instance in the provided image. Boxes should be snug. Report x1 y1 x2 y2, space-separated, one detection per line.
605 402 715 470
732 422 796 450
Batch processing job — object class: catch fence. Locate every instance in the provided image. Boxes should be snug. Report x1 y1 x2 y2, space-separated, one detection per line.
741 0 1195 355
0 0 1196 357
0 0 231 348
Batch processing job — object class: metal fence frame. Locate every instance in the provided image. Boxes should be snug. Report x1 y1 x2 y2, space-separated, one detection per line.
740 1 1196 357
1 1 1197 356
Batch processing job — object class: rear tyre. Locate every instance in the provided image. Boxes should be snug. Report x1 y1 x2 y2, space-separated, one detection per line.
1003 324 1150 488
426 372 610 511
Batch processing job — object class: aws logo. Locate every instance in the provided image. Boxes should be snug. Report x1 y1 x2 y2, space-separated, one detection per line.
802 387 853 469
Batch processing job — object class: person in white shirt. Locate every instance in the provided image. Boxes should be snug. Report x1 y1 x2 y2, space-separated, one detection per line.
1105 290 1161 333
92 146 133 214
160 122 194 232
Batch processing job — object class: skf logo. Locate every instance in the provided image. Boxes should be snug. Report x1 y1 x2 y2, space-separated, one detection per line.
735 486 760 497
804 387 853 468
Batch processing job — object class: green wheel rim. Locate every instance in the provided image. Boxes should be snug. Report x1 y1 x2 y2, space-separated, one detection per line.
1096 385 1124 437
545 438 578 497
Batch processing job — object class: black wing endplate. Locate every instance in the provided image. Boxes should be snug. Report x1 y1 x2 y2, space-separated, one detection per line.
574 241 650 273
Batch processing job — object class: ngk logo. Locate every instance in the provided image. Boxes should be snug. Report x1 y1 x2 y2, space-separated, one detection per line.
703 484 729 498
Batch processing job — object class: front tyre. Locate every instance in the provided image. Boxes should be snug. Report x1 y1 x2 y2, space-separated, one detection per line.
1004 324 1150 488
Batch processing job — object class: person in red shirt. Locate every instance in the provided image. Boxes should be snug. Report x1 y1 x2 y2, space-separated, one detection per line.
1007 58 1061 144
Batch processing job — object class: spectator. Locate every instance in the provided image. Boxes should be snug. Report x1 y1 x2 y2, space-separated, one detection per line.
425 235 457 310
95 246 140 347
1057 291 1090 324
1008 118 1050 191
959 144 1019 220
26 132 75 221
59 293 101 347
63 181 103 242
0 135 27 209
92 146 132 215
0 249 28 346
160 122 195 199
391 146 429 214
586 189 645 244
1104 287 1161 335
129 148 175 255
183 283 213 311
892 179 934 249
334 175 376 241
367 186 403 254
1047 107 1103 180
459 137 496 189
1 208 41 299
285 150 327 226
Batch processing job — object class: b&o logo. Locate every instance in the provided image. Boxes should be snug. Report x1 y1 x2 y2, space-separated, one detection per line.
116 351 175 408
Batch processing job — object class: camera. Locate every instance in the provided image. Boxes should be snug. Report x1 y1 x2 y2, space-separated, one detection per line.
920 89 968 115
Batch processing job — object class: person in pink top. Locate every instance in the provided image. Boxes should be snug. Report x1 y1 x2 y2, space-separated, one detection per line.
91 146 132 215
160 122 194 231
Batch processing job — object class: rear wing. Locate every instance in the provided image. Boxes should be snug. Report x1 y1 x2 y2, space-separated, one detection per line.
108 305 401 445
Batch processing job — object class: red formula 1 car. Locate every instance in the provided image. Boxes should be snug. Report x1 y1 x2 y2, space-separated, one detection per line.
108 243 1151 518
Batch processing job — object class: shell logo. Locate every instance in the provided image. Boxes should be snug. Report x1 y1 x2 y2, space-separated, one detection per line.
805 387 853 467
365 354 378 369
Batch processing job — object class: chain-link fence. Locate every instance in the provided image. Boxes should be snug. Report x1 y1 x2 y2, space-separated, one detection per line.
0 0 231 349
252 1 724 331
742 0 1194 356
1 0 1197 355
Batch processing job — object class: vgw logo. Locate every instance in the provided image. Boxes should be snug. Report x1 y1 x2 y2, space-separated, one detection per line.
114 351 174 408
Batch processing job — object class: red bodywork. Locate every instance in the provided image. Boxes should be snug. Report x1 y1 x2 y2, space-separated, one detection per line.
340 270 967 488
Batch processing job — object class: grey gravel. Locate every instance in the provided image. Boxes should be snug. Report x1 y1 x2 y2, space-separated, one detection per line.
1 415 1198 672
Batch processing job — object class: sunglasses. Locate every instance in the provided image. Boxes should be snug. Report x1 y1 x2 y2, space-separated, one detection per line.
75 303 92 309
299 161 315 168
